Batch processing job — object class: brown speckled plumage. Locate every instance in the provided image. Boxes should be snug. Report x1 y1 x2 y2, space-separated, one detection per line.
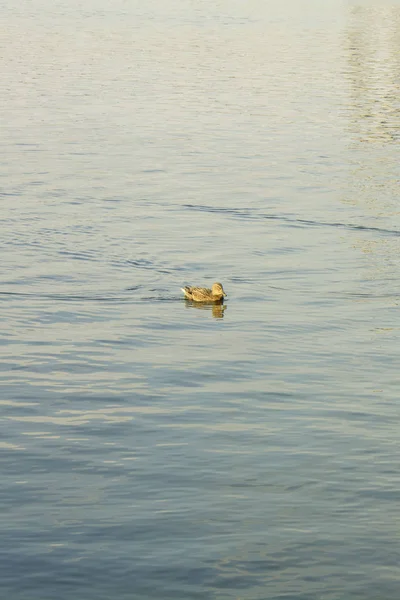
181 282 227 303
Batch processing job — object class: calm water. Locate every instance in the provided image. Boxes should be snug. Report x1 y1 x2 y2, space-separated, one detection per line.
1 1 400 598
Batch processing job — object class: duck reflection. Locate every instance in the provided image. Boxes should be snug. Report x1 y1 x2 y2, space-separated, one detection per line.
184 300 227 319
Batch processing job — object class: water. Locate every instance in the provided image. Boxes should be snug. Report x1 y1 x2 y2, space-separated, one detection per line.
1 1 400 598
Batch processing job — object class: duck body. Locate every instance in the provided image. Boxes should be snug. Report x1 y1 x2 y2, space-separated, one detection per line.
181 282 227 303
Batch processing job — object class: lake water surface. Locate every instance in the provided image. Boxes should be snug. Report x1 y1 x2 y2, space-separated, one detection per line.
1 1 400 599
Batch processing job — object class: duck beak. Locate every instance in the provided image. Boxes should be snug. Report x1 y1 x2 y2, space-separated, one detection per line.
223 292 227 298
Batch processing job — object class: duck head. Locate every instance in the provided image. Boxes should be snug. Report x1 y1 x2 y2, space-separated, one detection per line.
212 282 227 298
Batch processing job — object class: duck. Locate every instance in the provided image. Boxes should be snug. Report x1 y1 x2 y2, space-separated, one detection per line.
181 282 227 303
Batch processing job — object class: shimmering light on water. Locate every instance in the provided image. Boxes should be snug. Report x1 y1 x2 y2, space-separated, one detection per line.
1 1 400 599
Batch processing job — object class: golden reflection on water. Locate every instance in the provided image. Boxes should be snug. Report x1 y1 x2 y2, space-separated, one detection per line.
345 4 400 294
346 4 400 144
184 300 227 319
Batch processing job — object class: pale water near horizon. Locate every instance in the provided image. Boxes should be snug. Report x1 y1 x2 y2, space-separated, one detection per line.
1 1 400 599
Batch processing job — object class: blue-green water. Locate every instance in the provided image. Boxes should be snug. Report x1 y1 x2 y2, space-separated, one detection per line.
1 1 400 598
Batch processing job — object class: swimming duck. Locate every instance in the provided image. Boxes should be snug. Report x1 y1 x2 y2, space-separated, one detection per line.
181 282 227 303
